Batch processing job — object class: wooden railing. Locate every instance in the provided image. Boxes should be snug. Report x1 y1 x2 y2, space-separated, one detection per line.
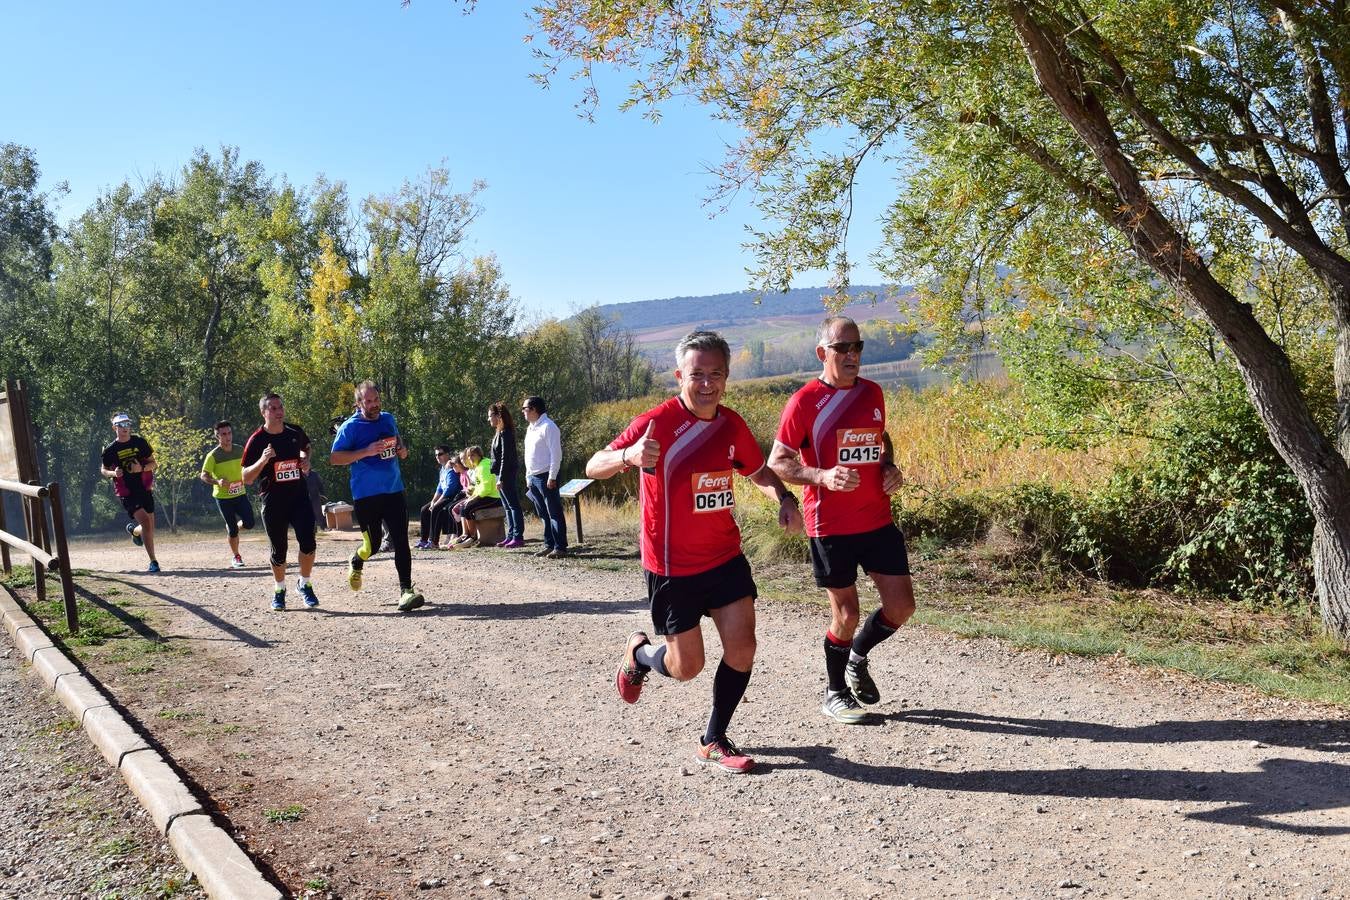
0 478 77 633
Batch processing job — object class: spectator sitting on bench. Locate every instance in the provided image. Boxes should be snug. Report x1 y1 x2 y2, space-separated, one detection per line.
450 445 501 548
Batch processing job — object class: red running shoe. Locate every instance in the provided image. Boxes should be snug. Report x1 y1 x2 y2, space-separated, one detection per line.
614 630 650 704
696 736 755 774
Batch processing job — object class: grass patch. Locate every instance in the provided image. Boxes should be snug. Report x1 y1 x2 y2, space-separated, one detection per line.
98 835 137 857
263 803 307 824
156 708 201 721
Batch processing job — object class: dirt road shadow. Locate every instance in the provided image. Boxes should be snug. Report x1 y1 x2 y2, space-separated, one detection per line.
896 708 1350 754
754 743 1350 835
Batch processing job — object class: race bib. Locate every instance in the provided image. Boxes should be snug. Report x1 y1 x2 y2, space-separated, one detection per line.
227 480 245 496
274 459 301 482
376 437 398 460
836 427 883 465
692 470 735 514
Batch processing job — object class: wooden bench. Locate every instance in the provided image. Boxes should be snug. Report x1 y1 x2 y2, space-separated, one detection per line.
470 504 506 545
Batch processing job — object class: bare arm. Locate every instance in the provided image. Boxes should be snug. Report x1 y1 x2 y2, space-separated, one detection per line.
587 420 658 481
768 440 859 492
747 464 803 533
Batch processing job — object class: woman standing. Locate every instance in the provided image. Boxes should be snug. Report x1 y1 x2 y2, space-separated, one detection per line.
488 401 525 547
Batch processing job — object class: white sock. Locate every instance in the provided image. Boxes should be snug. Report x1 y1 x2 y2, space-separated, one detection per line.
274 579 285 590
298 575 312 588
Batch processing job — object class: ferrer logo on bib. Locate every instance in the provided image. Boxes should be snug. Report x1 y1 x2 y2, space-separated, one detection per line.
692 470 735 513
836 427 883 465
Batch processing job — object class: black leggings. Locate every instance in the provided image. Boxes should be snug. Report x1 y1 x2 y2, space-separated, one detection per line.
353 491 412 590
419 500 457 542
261 492 316 567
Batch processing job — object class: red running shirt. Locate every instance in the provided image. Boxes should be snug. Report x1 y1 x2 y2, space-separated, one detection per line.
608 396 765 577
775 377 893 537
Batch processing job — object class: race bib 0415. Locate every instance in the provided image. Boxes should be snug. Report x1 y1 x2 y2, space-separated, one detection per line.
274 459 301 482
692 470 735 513
836 427 884 465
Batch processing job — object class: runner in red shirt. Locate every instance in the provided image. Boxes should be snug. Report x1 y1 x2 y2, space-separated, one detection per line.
588 330 803 773
770 316 915 724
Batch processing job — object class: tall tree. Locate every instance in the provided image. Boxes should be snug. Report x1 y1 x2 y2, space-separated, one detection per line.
528 0 1350 639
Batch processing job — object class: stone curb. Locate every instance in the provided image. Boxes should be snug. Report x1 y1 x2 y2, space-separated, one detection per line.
1 585 282 899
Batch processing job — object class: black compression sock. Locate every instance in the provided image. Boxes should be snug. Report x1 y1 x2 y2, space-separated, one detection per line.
703 659 752 747
634 642 669 677
824 632 850 692
852 609 899 658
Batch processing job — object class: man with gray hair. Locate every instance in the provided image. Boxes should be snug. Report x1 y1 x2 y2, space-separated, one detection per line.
588 330 803 773
769 315 915 724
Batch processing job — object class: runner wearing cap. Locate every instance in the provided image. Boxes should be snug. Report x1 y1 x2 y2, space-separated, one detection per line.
200 420 254 569
769 315 915 724
99 413 160 573
590 330 803 773
242 393 319 611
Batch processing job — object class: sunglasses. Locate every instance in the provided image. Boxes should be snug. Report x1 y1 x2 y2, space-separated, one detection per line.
824 340 865 354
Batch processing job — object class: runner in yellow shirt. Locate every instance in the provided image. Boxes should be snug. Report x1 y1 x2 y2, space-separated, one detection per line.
200 421 255 569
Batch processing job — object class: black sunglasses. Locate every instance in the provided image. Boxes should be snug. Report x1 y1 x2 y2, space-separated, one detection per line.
824 340 865 354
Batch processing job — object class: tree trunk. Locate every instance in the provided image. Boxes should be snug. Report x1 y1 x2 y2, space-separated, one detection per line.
1009 2 1350 639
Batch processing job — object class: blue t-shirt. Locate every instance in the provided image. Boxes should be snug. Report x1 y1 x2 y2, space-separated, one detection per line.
331 411 405 500
436 464 460 498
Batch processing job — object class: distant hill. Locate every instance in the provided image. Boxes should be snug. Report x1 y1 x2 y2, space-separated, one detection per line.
592 284 908 332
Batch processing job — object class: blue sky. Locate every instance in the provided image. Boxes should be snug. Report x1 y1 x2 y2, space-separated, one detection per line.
6 1 892 319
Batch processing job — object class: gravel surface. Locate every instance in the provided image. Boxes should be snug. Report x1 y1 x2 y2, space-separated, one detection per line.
0 638 203 899
8 526 1350 898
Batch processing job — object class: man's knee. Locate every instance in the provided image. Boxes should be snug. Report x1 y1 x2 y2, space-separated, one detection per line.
665 645 705 682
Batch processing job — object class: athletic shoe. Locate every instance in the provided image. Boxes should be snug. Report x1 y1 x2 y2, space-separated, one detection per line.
299 581 319 608
397 588 426 612
230 555 245 569
452 538 478 549
126 522 143 547
546 548 568 559
501 538 525 549
846 657 880 705
347 560 362 591
146 560 161 574
413 540 428 550
271 589 286 611
534 547 554 557
614 631 650 704
696 736 755 774
821 688 868 724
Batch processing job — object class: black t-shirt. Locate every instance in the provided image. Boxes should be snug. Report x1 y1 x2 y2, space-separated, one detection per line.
101 436 154 497
241 423 312 499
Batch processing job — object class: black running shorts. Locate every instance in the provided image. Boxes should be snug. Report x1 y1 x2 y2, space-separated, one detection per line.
644 553 757 636
121 493 154 518
809 522 911 588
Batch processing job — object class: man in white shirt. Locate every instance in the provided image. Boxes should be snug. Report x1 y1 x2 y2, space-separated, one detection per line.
521 396 569 558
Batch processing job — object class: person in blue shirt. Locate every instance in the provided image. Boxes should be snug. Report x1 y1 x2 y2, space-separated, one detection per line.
330 381 425 612
417 445 463 548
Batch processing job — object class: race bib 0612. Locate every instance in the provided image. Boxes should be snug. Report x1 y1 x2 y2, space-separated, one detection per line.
227 480 245 496
692 470 735 513
274 459 301 482
836 427 884 465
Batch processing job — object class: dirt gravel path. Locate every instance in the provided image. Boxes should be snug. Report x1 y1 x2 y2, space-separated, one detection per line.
0 637 204 899
28 528 1350 898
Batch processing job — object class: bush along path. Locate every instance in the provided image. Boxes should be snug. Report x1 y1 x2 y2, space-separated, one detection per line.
10 529 1350 898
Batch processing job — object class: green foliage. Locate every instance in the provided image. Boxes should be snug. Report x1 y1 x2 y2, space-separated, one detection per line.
262 803 306 824
139 415 209 531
